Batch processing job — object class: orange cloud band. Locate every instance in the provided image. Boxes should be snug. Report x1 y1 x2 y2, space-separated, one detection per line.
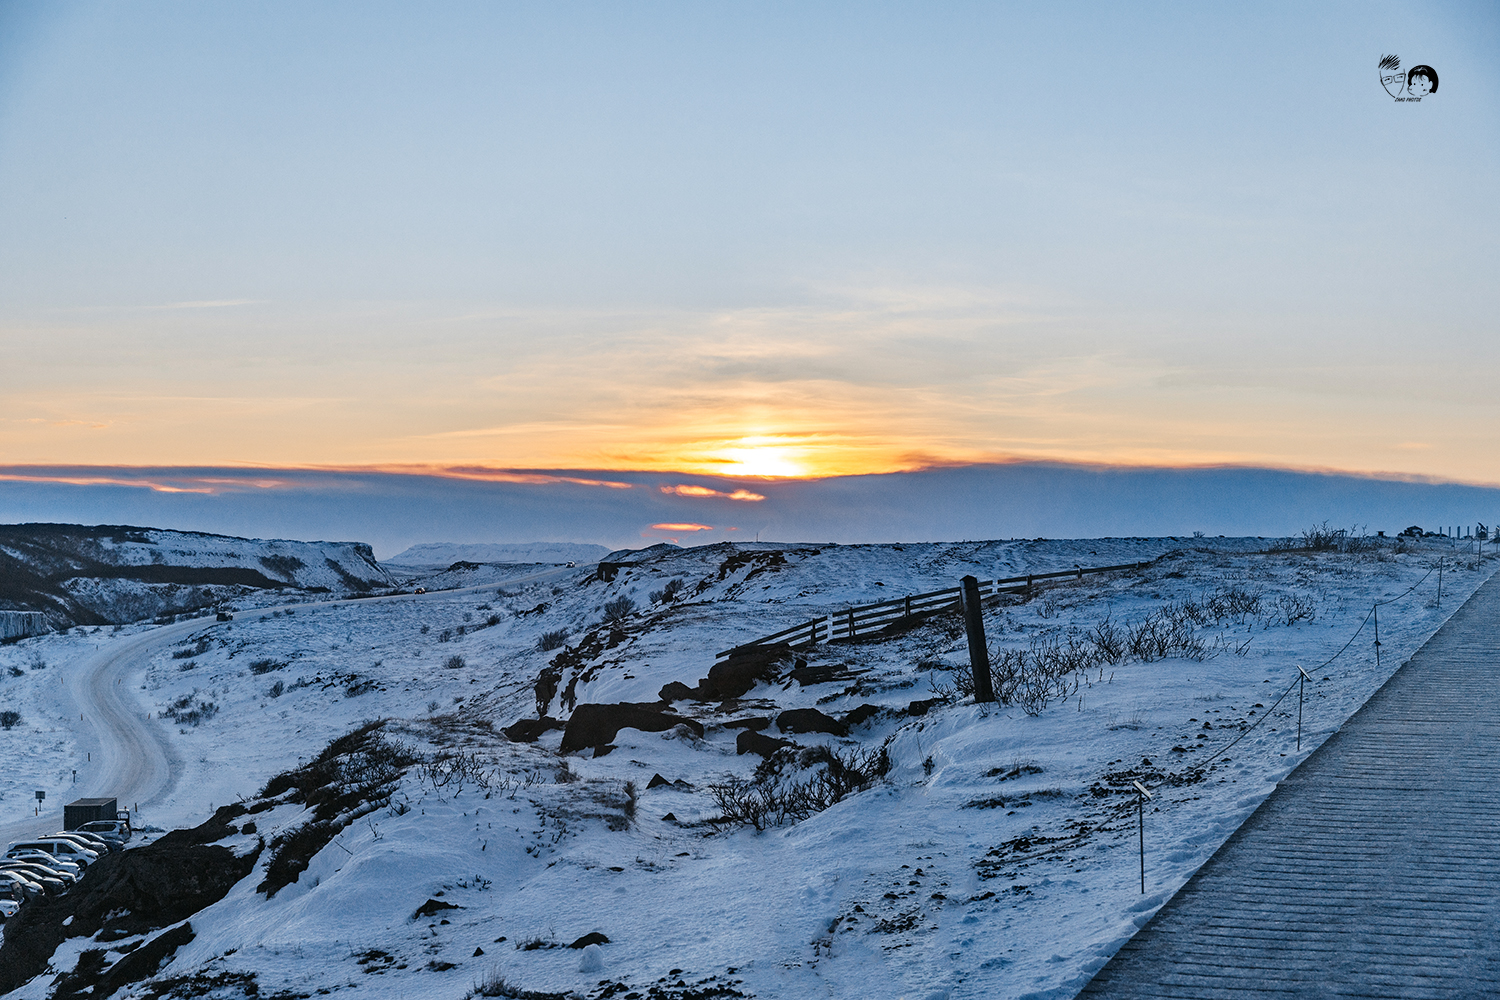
650 522 713 531
659 484 766 502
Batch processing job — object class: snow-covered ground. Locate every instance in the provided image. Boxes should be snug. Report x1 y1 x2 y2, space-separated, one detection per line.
1 535 1491 1000
385 542 610 570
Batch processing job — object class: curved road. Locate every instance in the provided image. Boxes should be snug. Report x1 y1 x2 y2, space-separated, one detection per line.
0 565 580 849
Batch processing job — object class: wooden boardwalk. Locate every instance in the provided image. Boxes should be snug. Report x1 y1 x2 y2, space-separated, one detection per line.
1077 570 1500 999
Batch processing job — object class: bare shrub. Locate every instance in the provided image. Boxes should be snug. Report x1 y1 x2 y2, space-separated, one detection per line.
0 709 20 729
1270 593 1316 626
468 973 570 999
1089 615 1127 663
344 677 377 697
708 743 891 830
171 638 211 660
444 655 466 670
420 750 493 796
602 596 636 623
649 578 685 604
250 658 286 675
537 629 568 652
163 693 218 726
991 647 1079 716
267 680 285 699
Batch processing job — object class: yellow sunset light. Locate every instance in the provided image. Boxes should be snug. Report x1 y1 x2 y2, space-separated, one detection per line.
714 445 808 478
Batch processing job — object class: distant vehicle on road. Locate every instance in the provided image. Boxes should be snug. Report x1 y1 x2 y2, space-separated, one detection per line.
414 587 427 594
217 611 234 621
566 561 576 567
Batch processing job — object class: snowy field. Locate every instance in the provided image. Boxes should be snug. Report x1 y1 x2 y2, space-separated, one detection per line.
0 534 1492 1000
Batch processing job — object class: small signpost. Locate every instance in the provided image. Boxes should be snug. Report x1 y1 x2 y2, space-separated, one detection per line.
1133 780 1152 893
34 789 44 816
1297 665 1313 750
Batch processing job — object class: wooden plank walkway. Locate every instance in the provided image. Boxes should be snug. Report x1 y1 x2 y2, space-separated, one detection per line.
1077 570 1500 999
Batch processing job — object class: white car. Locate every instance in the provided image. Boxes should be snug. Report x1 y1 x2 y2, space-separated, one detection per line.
6 851 81 880
7 839 98 868
0 897 19 920
50 831 115 855
78 819 131 844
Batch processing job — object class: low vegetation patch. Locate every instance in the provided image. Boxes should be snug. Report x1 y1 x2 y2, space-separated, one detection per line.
708 744 891 831
258 722 421 897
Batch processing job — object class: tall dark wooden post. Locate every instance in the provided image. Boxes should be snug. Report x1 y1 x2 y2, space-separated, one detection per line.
961 575 996 703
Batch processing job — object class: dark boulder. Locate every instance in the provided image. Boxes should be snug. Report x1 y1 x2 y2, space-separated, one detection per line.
906 698 944 717
658 681 698 702
724 716 771 731
776 707 848 736
737 730 796 757
414 898 461 919
561 703 705 754
569 932 610 949
502 716 563 742
698 645 793 700
647 773 671 789
843 703 884 728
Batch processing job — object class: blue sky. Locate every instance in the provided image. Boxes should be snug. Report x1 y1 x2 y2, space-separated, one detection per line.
1 2 1497 509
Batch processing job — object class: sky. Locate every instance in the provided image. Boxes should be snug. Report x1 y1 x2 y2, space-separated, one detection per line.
1 1 1498 537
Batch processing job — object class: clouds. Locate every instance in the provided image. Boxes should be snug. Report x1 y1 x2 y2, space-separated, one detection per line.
1 461 1497 560
0 4 1496 483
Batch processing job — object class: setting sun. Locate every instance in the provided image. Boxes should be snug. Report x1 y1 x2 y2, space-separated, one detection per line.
712 443 810 478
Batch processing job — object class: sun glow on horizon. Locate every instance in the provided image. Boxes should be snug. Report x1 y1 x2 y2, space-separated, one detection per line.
711 444 810 479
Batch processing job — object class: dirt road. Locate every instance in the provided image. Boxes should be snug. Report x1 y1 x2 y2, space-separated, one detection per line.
0 564 579 849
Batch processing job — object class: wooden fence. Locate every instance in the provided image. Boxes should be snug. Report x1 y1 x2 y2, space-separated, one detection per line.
714 561 1149 659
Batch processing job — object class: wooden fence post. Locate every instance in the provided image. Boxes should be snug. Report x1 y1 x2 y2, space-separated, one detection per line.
961 575 996 703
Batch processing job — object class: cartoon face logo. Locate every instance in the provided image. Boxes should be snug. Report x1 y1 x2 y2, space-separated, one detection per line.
1379 54 1405 97
1406 65 1438 97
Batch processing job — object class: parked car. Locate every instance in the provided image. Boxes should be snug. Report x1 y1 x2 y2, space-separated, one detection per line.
0 862 68 896
51 831 117 854
5 851 81 880
7 839 98 868
79 819 131 843
0 897 19 920
0 869 44 901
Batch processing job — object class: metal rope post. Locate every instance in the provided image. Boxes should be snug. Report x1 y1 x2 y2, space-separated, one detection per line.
1296 665 1312 750
1133 780 1152 893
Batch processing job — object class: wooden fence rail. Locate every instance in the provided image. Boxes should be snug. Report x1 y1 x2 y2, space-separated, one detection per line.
714 560 1149 659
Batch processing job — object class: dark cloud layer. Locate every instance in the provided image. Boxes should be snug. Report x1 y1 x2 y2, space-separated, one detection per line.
1 463 1495 560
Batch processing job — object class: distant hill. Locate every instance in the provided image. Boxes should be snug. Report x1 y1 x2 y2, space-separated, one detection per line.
384 541 609 568
0 523 393 628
